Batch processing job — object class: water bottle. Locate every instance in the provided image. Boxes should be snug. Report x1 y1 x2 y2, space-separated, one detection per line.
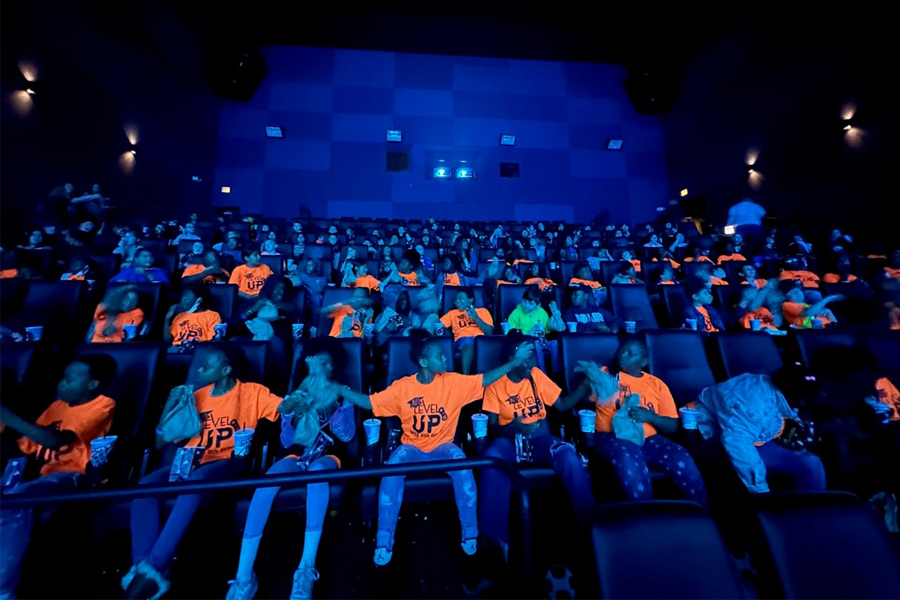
534 321 546 348
385 428 402 459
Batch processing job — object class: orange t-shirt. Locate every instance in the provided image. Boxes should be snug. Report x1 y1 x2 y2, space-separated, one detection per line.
0 269 19 279
182 264 230 284
512 259 533 266
569 278 601 289
695 305 720 332
443 272 461 286
685 256 714 263
885 267 900 279
229 264 274 296
398 270 420 286
18 395 115 477
592 371 678 438
875 377 900 421
629 259 642 273
660 280 676 285
328 305 369 337
525 277 556 291
741 279 767 289
91 306 144 343
186 381 281 464
717 254 747 264
739 307 777 330
370 372 483 452
782 302 832 328
779 270 820 288
483 368 561 426
709 277 729 286
822 273 857 283
439 308 493 341
652 257 681 269
350 274 381 292
170 310 222 345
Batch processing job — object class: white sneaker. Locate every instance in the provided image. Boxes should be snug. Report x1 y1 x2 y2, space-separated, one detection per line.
289 566 320 600
461 539 478 556
373 547 393 566
225 573 259 600
138 561 171 600
121 564 140 591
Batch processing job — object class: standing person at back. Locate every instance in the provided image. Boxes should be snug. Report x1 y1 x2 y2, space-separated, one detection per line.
726 198 766 253
230 247 274 299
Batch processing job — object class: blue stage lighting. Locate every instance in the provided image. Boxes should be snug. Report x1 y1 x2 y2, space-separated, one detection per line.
433 166 450 178
455 167 474 179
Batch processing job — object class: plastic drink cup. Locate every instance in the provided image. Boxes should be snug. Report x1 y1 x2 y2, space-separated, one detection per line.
214 323 227 339
363 419 381 446
812 318 824 329
90 436 118 465
749 319 761 331
679 407 700 430
567 322 578 333
550 262 557 270
501 322 511 335
471 413 489 439
1 457 28 490
685 318 698 331
123 324 138 340
309 326 318 338
435 324 445 336
292 323 304 339
625 321 637 334
233 429 255 457
25 326 43 342
169 446 206 482
578 409 596 433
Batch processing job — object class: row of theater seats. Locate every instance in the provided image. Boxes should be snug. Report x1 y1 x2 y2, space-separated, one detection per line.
589 494 900 599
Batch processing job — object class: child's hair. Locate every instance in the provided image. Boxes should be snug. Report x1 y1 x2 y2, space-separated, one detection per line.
408 329 441 364
687 280 708 299
522 285 542 303
73 354 118 387
184 283 211 306
503 329 529 361
216 345 248 380
401 249 421 269
242 245 261 260
300 337 348 381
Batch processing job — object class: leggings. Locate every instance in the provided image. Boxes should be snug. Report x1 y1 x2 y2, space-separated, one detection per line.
592 433 708 506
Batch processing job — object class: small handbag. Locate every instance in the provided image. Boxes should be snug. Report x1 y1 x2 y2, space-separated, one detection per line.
612 394 646 447
158 385 202 443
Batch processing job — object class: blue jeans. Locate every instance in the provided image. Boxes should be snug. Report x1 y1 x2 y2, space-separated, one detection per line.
480 435 595 544
592 433 708 506
241 455 337 539
376 442 477 551
130 457 239 571
756 442 827 491
0 472 82 596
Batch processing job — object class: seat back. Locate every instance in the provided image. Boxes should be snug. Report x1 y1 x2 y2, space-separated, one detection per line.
721 260 749 284
21 280 88 343
641 261 668 285
660 284 690 328
795 330 857 367
608 284 658 329
88 254 122 280
385 336 454 385
716 332 784 379
76 343 165 441
496 284 528 323
561 261 585 286
559 333 620 393
106 282 164 336
205 284 239 321
645 330 716 406
590 501 744 599
473 335 536 374
754 492 900 599
185 341 269 387
259 254 284 277
599 261 630 286
440 286 485 316
860 330 900 375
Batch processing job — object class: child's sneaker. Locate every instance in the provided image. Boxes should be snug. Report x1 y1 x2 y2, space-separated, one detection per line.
289 566 320 600
225 573 259 600
373 547 393 566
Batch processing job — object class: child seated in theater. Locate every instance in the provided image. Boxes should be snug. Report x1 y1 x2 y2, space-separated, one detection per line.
578 340 708 505
694 263 729 286
122 346 283 600
716 242 747 263
0 355 117 599
658 264 677 285
324 287 374 338
684 247 714 263
383 251 429 287
683 280 725 332
163 285 223 346
735 282 779 330
506 285 564 336
652 251 681 270
778 256 821 288
181 249 230 285
87 285 144 343
621 250 642 273
109 248 170 285
60 256 95 281
441 256 463 287
822 255 859 283
439 289 494 374
342 258 381 292
524 263 556 291
563 285 617 332
320 332 534 566
611 262 644 284
497 265 522 286
781 286 843 328
230 247 275 299
568 263 603 289
226 339 356 600
739 264 767 289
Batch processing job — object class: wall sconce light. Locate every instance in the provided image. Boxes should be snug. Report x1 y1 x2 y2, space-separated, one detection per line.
130 148 137 155
25 88 35 95
680 188 689 197
843 124 852 131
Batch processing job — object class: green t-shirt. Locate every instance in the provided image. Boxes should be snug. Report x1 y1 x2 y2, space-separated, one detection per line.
507 305 550 334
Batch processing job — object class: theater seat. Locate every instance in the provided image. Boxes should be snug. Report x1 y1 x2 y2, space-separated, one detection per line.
259 254 283 277
19 280 89 346
794 329 857 367
660 284 690 328
716 332 784 379
440 285 485 316
753 492 900 599
559 333 620 393
205 283 239 321
385 336 453 385
599 261 629 286
860 330 900 374
590 501 745 599
645 330 716 407
608 284 658 330
496 284 528 323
